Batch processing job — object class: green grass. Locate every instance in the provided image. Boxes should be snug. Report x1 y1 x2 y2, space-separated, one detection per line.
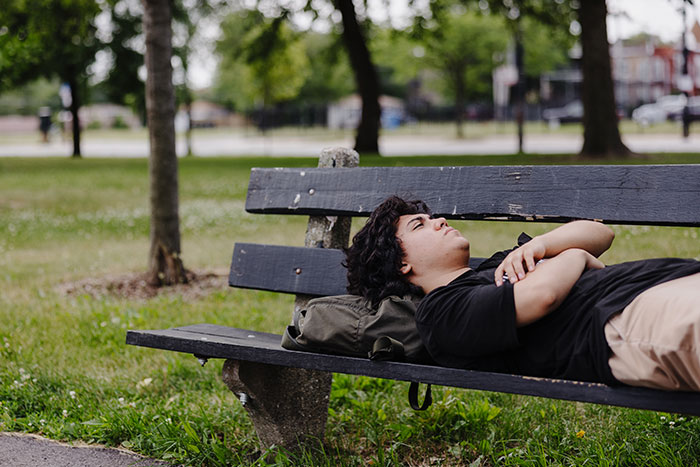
1 154 700 466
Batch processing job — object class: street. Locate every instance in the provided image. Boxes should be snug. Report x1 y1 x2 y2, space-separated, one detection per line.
0 131 699 158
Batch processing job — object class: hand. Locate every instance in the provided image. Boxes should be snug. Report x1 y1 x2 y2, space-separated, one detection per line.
495 238 546 286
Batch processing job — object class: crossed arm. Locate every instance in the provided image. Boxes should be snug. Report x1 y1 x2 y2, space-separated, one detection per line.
495 221 615 327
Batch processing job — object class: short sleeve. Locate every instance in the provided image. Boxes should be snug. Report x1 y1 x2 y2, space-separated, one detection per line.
415 277 520 360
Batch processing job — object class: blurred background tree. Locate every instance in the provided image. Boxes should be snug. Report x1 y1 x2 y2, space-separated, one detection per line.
419 7 508 138
214 9 310 128
0 0 662 161
0 0 101 157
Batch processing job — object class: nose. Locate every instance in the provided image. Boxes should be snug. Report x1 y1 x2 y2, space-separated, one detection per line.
432 217 447 229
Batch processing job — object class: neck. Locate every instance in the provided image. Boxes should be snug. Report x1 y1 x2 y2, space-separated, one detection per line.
418 266 471 295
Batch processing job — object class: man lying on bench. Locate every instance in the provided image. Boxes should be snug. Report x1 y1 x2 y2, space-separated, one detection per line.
344 196 700 392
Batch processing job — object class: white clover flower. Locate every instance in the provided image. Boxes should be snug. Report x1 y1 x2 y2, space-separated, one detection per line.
69 391 76 399
118 397 125 404
62 410 68 417
137 377 153 388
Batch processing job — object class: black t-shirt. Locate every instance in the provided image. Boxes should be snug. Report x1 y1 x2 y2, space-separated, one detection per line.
415 236 700 384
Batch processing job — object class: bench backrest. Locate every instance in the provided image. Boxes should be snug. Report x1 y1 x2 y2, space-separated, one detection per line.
230 164 700 296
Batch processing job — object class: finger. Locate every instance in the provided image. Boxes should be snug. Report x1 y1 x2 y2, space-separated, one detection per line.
504 262 518 283
494 264 504 286
512 259 526 281
523 249 536 272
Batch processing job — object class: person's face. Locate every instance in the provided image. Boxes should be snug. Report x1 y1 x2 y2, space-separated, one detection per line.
395 213 470 277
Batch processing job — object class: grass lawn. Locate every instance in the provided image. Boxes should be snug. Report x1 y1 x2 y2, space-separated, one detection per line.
1 153 700 466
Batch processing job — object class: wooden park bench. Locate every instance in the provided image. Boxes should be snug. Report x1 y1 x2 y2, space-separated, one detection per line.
127 148 700 449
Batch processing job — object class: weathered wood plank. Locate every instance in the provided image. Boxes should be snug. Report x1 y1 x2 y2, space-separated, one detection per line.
229 243 485 295
126 324 700 416
229 244 348 296
246 165 700 226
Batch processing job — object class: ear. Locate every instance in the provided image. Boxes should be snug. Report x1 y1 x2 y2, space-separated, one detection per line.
400 262 412 275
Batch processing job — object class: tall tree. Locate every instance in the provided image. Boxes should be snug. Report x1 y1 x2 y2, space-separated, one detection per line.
142 0 188 285
334 0 381 153
421 9 507 138
0 0 100 157
480 0 573 151
578 0 631 157
214 10 310 117
100 0 147 124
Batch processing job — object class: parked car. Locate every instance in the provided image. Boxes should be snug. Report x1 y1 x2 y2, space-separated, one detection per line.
666 96 700 122
656 94 687 119
632 95 688 125
542 101 583 125
632 103 667 126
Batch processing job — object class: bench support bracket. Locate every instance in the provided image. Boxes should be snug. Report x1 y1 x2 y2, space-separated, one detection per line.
222 359 332 450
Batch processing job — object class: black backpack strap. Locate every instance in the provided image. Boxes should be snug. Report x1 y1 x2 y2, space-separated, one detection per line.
408 382 432 410
369 336 405 361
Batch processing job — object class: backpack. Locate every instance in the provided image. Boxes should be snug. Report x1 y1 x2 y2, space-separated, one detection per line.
281 294 432 364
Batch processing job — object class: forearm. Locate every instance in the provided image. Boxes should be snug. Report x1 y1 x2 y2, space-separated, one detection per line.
512 248 594 327
495 220 613 287
536 220 614 258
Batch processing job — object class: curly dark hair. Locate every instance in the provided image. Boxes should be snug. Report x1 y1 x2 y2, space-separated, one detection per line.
344 196 431 306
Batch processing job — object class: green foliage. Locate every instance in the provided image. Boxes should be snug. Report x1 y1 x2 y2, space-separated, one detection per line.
97 0 146 122
521 16 574 78
295 32 354 104
421 8 508 102
0 78 62 116
0 0 100 91
214 10 310 110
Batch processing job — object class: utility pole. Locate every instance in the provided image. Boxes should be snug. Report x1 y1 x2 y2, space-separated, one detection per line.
515 18 525 153
681 2 691 138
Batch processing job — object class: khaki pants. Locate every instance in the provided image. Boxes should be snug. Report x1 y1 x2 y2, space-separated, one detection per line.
605 272 700 391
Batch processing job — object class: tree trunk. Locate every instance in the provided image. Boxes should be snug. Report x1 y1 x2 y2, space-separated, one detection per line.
185 99 193 157
142 0 187 286
452 68 465 139
67 76 82 158
578 0 631 158
334 0 381 154
514 23 525 154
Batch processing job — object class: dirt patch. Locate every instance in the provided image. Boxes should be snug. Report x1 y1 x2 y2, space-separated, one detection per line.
57 268 229 301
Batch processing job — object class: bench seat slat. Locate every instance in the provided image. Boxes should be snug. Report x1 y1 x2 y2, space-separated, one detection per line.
126 325 700 416
246 165 700 226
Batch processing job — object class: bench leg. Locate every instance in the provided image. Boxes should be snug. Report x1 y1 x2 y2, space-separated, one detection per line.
221 359 332 450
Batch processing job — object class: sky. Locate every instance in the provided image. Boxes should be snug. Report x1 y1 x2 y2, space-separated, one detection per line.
607 0 699 42
188 0 700 89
